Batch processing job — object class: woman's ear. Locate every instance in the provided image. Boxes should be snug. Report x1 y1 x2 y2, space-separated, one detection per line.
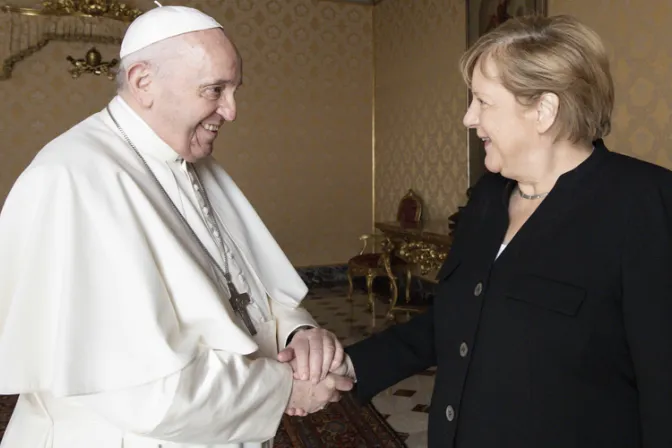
536 92 559 134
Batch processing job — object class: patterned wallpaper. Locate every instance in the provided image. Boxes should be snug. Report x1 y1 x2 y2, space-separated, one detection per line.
0 0 374 267
549 0 672 170
373 0 468 224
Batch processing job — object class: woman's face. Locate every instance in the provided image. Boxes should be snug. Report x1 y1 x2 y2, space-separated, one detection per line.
463 56 540 177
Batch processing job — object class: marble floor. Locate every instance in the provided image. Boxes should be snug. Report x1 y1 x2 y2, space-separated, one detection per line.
302 284 434 448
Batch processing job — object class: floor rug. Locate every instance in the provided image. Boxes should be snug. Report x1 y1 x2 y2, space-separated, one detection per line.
0 395 16 441
1 393 406 447
274 392 407 447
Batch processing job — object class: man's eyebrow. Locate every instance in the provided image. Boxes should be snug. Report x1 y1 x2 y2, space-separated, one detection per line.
200 79 241 87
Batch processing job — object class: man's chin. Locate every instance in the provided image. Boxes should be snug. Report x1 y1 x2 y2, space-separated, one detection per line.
186 143 214 161
190 126 218 155
189 132 216 161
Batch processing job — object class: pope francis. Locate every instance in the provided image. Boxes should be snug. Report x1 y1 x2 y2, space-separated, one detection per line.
0 5 352 448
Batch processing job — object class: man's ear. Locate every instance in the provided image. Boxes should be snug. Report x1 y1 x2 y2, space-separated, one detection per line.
125 62 155 108
535 92 559 134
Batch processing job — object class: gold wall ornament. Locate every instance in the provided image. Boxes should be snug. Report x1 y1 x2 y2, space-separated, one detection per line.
1 34 122 80
1 0 141 80
2 0 142 22
66 46 118 79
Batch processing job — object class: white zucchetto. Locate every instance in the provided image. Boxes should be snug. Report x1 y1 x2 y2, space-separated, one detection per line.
120 5 222 59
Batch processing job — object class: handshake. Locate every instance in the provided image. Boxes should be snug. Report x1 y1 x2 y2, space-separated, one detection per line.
277 327 356 417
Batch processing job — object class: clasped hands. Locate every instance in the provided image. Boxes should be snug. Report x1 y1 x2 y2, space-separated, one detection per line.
277 327 354 417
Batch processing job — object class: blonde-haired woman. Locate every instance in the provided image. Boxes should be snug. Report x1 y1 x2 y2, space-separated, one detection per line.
336 15 672 448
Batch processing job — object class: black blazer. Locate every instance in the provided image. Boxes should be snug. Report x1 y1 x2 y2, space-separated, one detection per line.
346 140 672 448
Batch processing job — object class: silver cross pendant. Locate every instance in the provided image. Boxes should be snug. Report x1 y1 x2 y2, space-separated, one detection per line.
226 275 257 336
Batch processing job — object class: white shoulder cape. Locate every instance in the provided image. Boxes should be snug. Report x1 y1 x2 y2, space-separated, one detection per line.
0 99 307 397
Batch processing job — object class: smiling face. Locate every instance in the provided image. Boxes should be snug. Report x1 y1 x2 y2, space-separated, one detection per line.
462 56 541 177
127 28 242 162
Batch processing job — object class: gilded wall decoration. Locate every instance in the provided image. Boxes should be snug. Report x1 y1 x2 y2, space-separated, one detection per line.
66 46 118 79
0 1 135 80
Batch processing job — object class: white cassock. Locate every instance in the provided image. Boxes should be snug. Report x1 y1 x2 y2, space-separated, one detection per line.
0 96 317 448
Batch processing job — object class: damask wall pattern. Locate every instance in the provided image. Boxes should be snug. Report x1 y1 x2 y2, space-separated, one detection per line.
373 0 468 224
549 0 672 170
0 0 374 267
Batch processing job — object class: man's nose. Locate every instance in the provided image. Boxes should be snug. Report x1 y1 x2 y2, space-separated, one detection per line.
219 96 237 122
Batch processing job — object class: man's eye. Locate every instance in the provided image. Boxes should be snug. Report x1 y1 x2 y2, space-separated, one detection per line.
206 86 223 97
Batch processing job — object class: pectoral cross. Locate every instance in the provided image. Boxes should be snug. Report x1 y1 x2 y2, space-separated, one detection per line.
226 274 257 336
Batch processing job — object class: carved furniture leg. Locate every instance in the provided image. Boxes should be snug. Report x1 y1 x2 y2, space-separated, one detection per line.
386 278 400 321
365 271 375 312
346 266 354 302
383 256 399 321
405 267 412 303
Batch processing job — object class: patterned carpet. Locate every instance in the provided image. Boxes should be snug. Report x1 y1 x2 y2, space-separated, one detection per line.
274 392 406 447
0 395 16 441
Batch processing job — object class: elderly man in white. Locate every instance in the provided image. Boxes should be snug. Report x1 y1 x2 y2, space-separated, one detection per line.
0 6 351 448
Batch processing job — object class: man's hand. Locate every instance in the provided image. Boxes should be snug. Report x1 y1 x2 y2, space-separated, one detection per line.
285 373 353 417
277 328 344 383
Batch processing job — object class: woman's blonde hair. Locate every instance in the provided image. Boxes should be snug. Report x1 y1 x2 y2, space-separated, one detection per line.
459 15 614 144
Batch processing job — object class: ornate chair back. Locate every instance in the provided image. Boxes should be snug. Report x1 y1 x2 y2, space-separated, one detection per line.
396 189 423 228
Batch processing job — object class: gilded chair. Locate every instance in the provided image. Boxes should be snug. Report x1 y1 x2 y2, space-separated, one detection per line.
346 189 423 315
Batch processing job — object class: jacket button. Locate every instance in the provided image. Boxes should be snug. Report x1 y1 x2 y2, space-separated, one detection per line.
459 342 469 358
474 282 483 296
446 405 455 421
